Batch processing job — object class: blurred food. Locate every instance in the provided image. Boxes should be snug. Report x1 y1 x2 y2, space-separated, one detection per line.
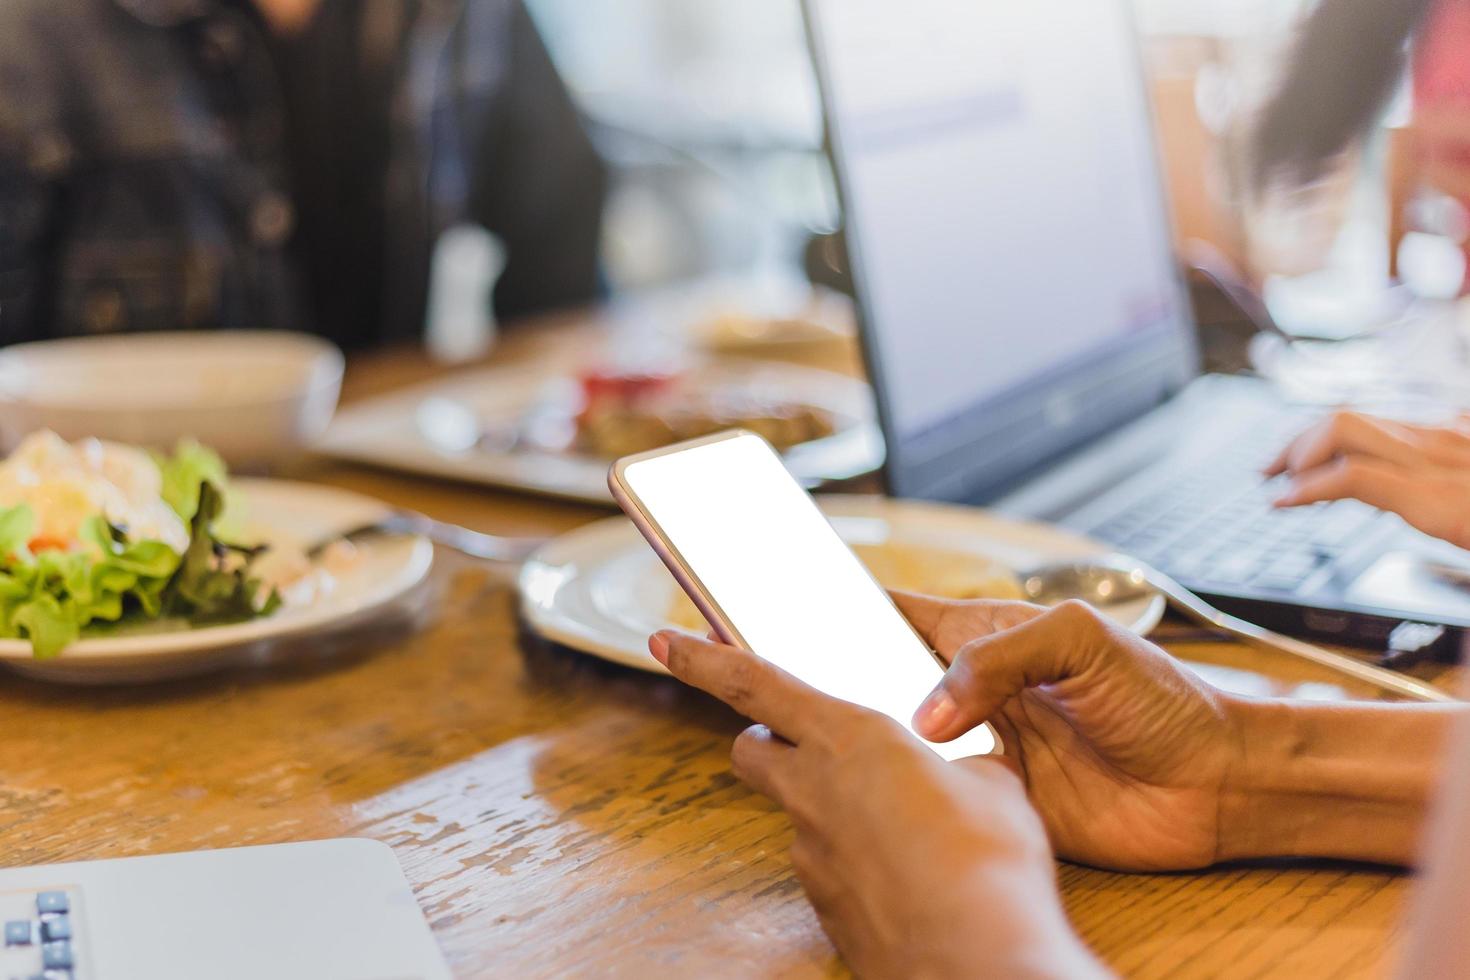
695 309 852 354
0 431 190 555
679 278 857 356
574 367 837 458
322 357 879 505
0 432 358 659
666 541 1025 631
0 331 343 467
252 538 364 611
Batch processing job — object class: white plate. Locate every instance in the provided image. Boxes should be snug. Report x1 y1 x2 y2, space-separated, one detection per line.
519 496 1166 674
316 361 883 505
0 480 433 685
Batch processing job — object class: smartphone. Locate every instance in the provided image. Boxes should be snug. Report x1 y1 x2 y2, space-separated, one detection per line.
609 430 998 761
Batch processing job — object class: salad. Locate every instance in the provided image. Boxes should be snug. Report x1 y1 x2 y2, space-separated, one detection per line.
0 432 282 658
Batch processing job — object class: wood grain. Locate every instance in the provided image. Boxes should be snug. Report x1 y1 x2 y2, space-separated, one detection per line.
0 311 1454 978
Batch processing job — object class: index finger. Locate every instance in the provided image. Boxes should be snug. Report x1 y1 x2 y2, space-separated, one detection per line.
889 590 950 647
650 630 833 744
1265 412 1421 477
1273 455 1418 514
890 591 1046 662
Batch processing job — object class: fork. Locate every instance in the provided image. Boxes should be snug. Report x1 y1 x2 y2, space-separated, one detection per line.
307 511 548 563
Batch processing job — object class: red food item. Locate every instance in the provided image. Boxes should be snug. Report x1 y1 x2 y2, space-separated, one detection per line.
578 369 679 409
27 535 69 553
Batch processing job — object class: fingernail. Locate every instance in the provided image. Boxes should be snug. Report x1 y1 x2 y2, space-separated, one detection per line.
914 688 957 738
649 632 671 665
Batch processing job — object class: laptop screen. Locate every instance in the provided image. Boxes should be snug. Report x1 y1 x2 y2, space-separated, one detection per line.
806 0 1197 503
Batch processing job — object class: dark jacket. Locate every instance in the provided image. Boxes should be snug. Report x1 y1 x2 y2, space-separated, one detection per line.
0 0 607 349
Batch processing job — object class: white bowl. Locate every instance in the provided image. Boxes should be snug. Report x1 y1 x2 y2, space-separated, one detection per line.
0 331 344 466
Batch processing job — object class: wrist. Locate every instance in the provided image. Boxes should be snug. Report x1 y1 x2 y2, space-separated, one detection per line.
938 767 1106 978
942 862 1105 980
1215 695 1307 862
1216 695 1455 865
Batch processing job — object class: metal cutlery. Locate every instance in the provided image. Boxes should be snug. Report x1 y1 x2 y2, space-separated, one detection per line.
1021 554 1456 704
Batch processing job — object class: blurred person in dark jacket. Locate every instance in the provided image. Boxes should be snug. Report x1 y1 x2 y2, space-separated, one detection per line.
0 0 606 350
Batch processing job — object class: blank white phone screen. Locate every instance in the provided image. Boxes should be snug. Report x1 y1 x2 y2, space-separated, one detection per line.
622 434 996 760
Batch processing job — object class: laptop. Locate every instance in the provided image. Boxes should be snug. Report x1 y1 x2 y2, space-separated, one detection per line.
0 839 449 980
803 0 1470 652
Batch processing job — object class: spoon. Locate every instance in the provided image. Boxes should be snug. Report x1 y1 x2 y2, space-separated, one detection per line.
1021 554 1456 704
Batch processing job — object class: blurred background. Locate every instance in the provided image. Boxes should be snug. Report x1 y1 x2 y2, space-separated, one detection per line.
4 0 1469 438
5 0 1466 370
529 0 1463 301
491 0 1462 412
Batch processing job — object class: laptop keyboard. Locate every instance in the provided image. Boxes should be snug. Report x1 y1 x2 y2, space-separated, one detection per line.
1079 414 1390 597
1089 477 1386 596
2 887 82 980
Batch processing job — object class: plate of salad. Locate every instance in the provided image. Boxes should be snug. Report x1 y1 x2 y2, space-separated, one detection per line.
0 432 433 684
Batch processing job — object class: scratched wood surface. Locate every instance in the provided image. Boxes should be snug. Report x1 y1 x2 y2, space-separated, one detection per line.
0 307 1455 978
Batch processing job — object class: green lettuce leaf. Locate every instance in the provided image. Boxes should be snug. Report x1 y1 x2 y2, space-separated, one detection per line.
156 440 229 522
10 591 74 660
0 503 34 558
0 457 278 658
0 528 183 659
162 482 280 623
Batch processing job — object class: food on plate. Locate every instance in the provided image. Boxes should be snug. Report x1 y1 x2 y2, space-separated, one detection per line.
0 432 341 659
573 368 837 459
665 541 1026 632
697 310 850 352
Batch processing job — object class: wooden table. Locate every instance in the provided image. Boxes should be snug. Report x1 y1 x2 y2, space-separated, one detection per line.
1 310 1457 978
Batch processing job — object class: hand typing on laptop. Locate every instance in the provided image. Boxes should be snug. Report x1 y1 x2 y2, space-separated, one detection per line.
649 581 1464 977
1270 410 1470 550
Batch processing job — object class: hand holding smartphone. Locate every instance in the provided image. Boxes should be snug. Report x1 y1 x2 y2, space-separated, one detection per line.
610 430 998 761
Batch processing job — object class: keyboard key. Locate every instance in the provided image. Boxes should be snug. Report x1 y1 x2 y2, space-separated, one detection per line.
44 971 74 980
1207 556 1263 586
1082 417 1393 599
1253 574 1307 594
1275 521 1316 541
1312 509 1377 546
41 940 73 970
4 919 31 945
39 915 70 942
1306 547 1342 569
1256 558 1314 582
35 893 68 915
1162 555 1204 579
